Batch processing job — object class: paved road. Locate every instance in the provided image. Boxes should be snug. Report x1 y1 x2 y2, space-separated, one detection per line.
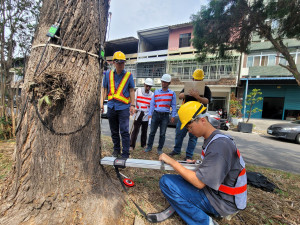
101 118 300 174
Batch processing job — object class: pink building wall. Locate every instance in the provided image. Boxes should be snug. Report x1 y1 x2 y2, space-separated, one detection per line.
168 26 193 51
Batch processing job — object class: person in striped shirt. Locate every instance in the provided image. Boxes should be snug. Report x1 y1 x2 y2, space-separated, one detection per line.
129 78 154 150
145 74 177 155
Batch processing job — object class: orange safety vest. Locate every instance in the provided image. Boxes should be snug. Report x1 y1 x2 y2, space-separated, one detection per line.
107 70 131 104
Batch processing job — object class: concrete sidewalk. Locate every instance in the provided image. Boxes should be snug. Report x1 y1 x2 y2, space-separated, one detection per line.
239 118 286 134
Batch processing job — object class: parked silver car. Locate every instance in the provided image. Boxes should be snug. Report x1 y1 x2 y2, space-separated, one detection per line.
101 100 108 118
267 120 300 144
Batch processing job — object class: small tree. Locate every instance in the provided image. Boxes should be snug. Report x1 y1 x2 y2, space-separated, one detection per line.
229 92 242 118
245 88 263 122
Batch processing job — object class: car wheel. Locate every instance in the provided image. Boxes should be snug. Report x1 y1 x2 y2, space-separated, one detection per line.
296 134 300 144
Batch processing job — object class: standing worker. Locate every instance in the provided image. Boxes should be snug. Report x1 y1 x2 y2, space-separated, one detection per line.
129 78 154 150
168 69 211 161
101 51 135 159
159 101 247 224
145 74 176 155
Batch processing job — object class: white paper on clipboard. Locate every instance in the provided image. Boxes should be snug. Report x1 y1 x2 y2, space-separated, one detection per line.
184 81 205 96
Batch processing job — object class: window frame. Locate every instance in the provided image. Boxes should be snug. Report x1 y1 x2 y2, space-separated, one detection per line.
179 33 191 48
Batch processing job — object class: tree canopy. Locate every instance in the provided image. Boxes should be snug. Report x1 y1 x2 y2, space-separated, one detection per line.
191 0 300 85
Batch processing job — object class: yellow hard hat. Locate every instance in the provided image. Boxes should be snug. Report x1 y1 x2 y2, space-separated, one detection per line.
178 101 207 129
192 69 204 80
112 51 126 62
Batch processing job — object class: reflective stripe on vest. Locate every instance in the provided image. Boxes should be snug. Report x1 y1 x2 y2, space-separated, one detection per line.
107 70 131 104
136 89 152 111
155 105 170 108
137 96 152 101
137 106 148 109
201 133 247 210
154 92 173 109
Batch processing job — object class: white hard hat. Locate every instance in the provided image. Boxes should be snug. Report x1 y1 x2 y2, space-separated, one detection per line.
144 78 153 86
161 74 171 82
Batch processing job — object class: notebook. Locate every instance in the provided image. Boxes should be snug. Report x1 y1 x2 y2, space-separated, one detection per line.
184 81 205 96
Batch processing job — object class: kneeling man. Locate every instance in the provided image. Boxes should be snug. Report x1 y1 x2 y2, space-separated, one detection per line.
159 101 247 225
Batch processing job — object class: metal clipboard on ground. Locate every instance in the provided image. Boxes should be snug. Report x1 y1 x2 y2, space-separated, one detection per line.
184 81 205 96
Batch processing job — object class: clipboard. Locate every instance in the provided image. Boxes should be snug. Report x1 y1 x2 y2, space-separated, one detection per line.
184 81 205 96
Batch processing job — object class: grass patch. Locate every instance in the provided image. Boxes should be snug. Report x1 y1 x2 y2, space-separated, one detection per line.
0 140 15 188
1 136 299 225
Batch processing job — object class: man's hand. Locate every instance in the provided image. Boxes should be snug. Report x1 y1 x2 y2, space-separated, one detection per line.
170 117 175 123
130 106 135 116
159 153 175 165
148 115 152 120
189 89 199 98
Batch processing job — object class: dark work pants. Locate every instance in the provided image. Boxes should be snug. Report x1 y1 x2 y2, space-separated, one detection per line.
107 107 130 158
130 111 148 149
146 110 169 151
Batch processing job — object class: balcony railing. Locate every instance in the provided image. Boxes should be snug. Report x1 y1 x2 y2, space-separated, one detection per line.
137 50 168 63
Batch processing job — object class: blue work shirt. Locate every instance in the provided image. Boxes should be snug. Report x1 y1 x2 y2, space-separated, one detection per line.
149 89 177 118
103 69 135 110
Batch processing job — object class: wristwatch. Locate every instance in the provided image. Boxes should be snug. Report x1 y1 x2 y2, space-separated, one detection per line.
131 104 135 107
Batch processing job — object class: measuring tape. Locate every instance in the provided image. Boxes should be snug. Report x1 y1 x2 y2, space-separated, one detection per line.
119 172 135 187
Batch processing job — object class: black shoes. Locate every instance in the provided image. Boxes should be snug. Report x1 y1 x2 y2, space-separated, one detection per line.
168 151 180 156
112 150 120 157
121 154 129 159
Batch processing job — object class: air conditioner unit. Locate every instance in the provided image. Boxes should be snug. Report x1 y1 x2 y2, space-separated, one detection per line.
138 78 145 85
154 78 161 84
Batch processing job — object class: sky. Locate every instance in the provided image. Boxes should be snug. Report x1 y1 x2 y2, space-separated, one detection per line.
107 0 209 41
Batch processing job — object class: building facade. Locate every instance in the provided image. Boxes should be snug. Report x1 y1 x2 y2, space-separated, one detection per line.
166 23 240 111
105 23 240 112
240 39 300 120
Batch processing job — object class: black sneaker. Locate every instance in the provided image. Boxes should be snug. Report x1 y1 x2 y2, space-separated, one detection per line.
168 151 180 156
121 154 129 159
112 150 120 157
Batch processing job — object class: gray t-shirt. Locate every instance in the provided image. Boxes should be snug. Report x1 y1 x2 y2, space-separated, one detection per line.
196 130 243 217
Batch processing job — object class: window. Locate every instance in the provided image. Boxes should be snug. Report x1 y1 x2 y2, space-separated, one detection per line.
279 53 296 66
253 56 260 66
179 33 191 48
247 56 253 67
297 54 300 65
261 56 268 66
183 67 190 78
171 67 177 74
268 55 276 66
279 56 287 65
248 55 277 67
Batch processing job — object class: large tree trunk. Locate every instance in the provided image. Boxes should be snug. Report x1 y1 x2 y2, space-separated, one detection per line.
0 1 123 224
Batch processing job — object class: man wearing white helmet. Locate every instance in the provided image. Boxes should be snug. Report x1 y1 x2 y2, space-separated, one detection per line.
130 78 154 150
145 74 177 155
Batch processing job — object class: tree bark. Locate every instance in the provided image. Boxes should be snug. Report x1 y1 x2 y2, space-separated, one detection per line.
1 1 123 224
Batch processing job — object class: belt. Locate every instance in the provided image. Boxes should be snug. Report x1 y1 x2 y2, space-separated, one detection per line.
154 110 169 114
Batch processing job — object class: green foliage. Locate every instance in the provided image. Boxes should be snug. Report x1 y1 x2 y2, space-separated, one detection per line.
191 0 300 83
246 88 263 122
229 92 242 118
38 95 52 108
